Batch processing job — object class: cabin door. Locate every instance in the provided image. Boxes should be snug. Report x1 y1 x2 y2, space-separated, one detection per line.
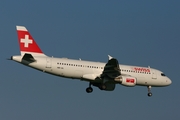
151 69 157 79
46 58 52 68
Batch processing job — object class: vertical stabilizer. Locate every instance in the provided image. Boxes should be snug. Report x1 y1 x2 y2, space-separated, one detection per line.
16 26 46 56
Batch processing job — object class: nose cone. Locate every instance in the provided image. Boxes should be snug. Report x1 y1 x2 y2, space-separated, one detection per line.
166 78 172 86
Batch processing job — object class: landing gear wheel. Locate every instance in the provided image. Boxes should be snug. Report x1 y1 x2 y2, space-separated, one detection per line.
148 92 152 97
147 86 152 97
86 87 93 93
86 83 93 93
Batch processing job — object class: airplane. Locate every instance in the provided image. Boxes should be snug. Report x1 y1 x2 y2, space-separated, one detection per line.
10 26 172 97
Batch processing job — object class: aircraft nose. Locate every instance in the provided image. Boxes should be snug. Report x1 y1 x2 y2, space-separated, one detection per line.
166 78 172 85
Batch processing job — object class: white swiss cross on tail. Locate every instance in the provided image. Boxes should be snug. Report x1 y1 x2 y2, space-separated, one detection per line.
20 35 33 48
16 26 46 56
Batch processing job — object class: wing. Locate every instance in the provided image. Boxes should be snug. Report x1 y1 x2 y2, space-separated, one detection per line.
84 55 121 91
101 55 121 79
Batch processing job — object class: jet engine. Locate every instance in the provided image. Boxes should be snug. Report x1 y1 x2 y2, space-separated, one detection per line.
115 76 136 87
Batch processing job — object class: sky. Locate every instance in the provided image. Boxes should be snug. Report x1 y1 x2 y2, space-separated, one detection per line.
0 0 180 120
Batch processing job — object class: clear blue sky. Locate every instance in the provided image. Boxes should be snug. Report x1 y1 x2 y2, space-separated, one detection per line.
1 0 180 120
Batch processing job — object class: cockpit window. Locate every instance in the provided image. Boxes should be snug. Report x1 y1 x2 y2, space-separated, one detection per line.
161 73 166 76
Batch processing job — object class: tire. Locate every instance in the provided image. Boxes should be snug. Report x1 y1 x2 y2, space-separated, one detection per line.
86 87 93 93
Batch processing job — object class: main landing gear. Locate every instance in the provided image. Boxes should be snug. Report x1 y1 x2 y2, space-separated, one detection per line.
147 86 152 97
86 82 107 93
86 83 93 93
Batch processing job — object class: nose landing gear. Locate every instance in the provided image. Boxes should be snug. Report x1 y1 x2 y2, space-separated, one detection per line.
147 86 152 97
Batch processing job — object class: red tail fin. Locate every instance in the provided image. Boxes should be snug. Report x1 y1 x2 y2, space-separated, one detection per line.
16 26 45 56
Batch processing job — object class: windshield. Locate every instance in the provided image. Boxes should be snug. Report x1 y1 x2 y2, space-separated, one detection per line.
161 73 166 76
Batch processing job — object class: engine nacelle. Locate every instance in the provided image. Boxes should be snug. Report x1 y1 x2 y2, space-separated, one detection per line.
115 76 136 87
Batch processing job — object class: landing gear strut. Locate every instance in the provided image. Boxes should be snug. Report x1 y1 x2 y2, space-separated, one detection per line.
147 86 152 97
86 83 93 93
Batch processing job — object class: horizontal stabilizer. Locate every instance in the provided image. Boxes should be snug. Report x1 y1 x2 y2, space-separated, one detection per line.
22 53 36 62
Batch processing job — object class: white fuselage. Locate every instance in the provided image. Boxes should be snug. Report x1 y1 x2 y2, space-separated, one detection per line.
12 55 172 87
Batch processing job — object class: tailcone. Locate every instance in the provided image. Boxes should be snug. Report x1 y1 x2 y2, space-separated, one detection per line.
9 55 23 62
